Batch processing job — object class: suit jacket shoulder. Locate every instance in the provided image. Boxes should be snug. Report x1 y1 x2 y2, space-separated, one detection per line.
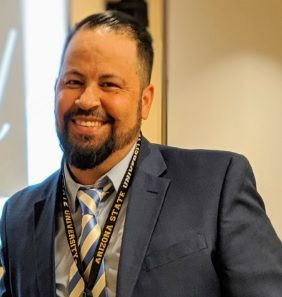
152 143 253 185
7 169 60 207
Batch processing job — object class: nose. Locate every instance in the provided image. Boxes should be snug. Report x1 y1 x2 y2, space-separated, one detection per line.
75 85 101 110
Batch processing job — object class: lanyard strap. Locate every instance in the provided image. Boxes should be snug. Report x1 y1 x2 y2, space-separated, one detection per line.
61 176 85 277
60 136 142 292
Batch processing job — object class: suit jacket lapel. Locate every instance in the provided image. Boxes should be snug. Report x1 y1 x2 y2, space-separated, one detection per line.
117 139 170 297
33 174 59 296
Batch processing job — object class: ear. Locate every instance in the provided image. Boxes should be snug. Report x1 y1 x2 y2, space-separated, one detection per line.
141 84 154 120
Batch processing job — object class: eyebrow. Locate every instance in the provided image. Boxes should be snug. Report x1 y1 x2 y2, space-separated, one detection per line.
99 73 126 84
62 69 84 78
61 70 126 85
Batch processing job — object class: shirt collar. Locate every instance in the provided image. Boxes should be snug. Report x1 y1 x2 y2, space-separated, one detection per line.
64 143 136 212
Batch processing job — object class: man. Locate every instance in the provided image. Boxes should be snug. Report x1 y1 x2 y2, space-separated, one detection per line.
0 11 281 297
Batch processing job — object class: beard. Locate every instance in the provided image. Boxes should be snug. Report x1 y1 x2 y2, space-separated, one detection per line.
56 103 142 170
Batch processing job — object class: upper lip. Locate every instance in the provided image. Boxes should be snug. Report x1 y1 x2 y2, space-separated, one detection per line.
71 115 108 124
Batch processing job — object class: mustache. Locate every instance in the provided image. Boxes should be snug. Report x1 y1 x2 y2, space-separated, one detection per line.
64 108 114 123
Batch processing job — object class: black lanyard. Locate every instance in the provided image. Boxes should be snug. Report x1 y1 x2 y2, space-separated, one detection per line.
59 136 142 295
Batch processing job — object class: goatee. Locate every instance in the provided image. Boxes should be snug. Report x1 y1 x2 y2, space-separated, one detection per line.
56 106 142 170
59 131 115 170
57 110 115 170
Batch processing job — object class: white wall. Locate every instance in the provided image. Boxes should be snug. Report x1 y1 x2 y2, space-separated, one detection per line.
0 0 27 196
167 0 282 238
0 0 67 199
23 0 67 185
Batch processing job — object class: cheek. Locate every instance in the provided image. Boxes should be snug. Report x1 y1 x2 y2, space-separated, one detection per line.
55 93 73 128
101 93 140 122
101 99 124 120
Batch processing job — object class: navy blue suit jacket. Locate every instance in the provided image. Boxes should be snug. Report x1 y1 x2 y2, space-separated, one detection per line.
1 138 282 296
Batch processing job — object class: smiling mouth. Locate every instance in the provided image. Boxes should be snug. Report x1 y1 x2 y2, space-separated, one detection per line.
74 119 104 127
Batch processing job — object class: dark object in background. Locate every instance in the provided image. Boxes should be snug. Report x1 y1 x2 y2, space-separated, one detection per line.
106 0 149 27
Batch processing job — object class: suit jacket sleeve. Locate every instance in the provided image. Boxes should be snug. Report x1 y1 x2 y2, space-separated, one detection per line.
217 154 282 296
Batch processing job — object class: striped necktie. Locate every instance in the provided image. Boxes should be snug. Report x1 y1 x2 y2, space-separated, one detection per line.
68 177 113 297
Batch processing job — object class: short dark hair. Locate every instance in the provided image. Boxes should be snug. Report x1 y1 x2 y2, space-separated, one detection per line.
60 10 154 85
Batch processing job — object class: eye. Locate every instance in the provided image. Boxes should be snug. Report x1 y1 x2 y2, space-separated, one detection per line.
65 79 84 88
100 82 120 89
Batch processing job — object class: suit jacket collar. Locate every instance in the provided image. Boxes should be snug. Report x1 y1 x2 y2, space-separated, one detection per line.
117 138 170 297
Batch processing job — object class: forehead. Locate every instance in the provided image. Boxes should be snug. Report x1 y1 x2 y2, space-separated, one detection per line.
63 27 139 67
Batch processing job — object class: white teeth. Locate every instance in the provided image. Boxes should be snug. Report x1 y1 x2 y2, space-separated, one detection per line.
76 120 103 127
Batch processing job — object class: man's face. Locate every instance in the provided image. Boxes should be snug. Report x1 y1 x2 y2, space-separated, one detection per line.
55 27 153 169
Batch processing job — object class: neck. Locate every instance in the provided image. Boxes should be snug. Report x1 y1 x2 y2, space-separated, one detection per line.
68 140 137 185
